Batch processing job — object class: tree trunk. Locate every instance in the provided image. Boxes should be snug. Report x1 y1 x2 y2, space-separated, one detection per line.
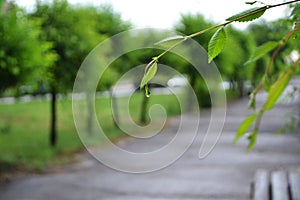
237 79 245 98
187 75 197 112
110 89 119 127
86 92 94 135
50 88 57 147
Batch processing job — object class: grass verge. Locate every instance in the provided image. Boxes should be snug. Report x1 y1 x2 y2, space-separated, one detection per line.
0 92 180 176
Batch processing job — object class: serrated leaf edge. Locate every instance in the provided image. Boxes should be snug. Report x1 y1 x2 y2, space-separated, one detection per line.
226 6 267 22
208 27 226 63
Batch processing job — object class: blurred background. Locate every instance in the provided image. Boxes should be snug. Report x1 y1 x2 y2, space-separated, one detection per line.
0 0 299 191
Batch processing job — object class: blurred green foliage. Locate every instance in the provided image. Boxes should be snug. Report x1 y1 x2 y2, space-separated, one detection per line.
0 3 56 93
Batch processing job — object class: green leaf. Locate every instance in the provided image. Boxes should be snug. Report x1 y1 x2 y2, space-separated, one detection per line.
208 27 226 63
244 41 278 65
263 71 292 111
226 6 267 22
140 61 158 89
247 129 258 151
234 113 257 144
291 4 300 21
293 26 300 39
248 93 256 110
262 75 271 92
155 35 186 48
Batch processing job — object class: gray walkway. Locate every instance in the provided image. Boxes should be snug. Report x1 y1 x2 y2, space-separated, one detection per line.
1 92 300 200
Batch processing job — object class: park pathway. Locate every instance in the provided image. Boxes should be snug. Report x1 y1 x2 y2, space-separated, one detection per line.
1 84 300 200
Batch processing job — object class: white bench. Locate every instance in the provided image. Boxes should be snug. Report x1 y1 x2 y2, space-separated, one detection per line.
251 170 300 200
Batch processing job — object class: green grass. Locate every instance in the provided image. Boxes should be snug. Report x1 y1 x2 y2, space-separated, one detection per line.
0 92 180 173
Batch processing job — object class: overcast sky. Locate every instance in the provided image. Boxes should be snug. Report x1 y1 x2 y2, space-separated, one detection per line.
14 0 288 29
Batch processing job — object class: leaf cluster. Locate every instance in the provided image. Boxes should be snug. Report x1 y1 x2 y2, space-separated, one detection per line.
140 0 300 150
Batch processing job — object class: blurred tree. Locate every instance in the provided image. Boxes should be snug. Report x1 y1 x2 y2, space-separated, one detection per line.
247 19 300 85
176 13 215 49
32 0 104 146
89 5 131 131
175 14 223 107
0 2 56 94
32 0 130 144
216 26 255 97
33 1 103 89
94 4 131 36
107 30 165 124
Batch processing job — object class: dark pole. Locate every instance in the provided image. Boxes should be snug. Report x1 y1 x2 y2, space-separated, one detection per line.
50 87 57 146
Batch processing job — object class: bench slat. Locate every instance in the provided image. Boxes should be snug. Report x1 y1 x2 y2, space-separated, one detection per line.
289 172 300 200
253 170 270 200
271 171 289 200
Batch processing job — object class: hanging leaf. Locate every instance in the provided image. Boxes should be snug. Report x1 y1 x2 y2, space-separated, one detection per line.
263 70 292 111
233 113 257 144
262 75 271 92
140 61 158 89
155 35 186 48
208 27 226 63
247 129 258 152
244 41 278 65
226 6 267 22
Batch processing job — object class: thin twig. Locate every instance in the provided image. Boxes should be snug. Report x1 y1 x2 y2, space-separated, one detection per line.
268 0 300 9
146 0 300 73
251 22 300 96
